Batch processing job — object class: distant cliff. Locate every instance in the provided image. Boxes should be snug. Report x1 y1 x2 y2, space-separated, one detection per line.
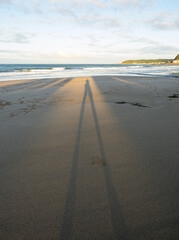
121 54 179 65
174 54 179 60
121 59 172 64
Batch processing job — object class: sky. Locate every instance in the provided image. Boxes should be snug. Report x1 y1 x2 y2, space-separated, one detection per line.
0 0 178 64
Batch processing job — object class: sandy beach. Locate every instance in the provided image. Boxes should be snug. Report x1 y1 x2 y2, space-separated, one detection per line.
0 75 178 240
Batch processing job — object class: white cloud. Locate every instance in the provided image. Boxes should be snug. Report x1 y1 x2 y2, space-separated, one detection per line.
0 29 35 43
140 44 179 57
0 49 19 53
114 0 148 4
0 0 11 4
51 0 152 8
56 50 75 58
147 15 179 30
72 14 122 28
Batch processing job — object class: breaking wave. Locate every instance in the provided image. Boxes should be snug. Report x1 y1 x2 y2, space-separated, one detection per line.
0 64 179 81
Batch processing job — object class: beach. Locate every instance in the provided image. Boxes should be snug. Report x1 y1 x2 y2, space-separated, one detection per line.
0 75 178 240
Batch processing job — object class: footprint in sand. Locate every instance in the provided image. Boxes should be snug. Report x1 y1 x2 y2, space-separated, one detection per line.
0 100 11 109
90 156 105 166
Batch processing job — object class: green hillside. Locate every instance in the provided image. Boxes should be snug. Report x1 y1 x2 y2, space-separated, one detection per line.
121 59 172 64
174 54 179 60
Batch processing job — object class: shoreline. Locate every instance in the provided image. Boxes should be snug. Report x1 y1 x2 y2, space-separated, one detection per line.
1 72 179 85
1 63 179 82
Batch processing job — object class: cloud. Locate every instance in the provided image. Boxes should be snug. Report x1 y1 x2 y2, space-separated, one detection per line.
0 0 153 22
0 49 18 53
114 0 151 4
55 50 76 58
49 0 152 29
141 44 179 55
94 40 178 57
0 49 23 61
52 0 152 8
52 4 123 29
51 0 105 7
0 29 35 43
123 34 158 45
0 0 46 15
146 14 179 30
73 14 122 28
0 0 11 4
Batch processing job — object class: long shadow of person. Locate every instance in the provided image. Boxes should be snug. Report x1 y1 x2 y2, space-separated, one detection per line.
59 79 129 240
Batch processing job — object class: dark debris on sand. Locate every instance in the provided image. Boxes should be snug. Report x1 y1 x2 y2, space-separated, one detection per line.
168 94 179 99
0 100 11 109
115 101 150 108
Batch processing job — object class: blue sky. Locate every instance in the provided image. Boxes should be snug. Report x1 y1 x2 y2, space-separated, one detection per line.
0 0 178 63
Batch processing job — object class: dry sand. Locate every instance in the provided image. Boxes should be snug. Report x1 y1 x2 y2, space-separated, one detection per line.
0 76 179 240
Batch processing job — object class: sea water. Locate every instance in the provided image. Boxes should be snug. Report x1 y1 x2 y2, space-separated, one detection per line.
0 64 179 81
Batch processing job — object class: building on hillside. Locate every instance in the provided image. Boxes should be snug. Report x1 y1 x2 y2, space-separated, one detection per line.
173 60 179 63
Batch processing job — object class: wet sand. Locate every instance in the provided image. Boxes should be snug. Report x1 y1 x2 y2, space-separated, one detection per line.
0 76 179 240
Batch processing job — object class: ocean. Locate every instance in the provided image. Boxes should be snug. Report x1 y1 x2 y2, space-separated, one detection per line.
0 64 179 81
